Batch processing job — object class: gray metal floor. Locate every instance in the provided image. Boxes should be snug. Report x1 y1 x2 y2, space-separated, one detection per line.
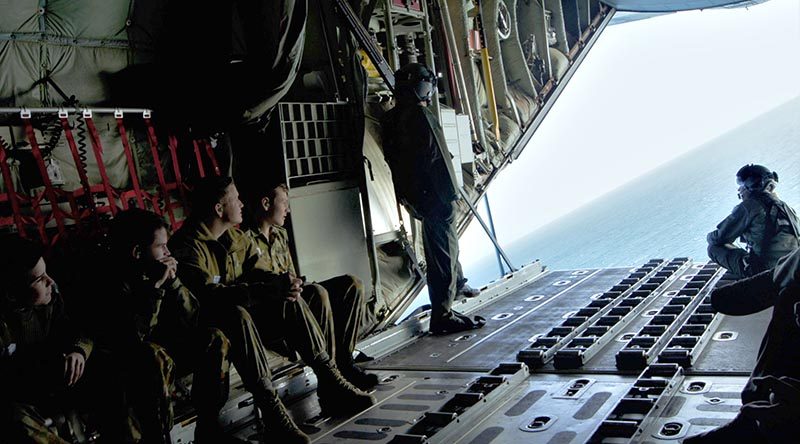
206 260 767 444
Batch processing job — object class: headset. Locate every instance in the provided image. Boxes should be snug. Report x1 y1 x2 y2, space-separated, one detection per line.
395 63 437 104
736 164 778 192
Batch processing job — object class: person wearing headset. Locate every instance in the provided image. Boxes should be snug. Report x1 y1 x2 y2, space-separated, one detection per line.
707 164 800 281
381 63 485 335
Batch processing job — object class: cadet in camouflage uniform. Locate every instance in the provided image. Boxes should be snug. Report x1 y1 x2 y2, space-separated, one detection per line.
685 247 800 443
246 182 379 390
87 209 245 444
0 237 93 444
169 176 375 423
708 164 799 280
382 63 484 335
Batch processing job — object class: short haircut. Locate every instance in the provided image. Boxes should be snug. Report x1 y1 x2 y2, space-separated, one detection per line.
109 208 169 257
244 180 288 229
0 236 44 292
261 182 288 202
189 175 234 220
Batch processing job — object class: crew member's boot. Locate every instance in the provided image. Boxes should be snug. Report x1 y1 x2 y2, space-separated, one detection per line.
337 355 380 391
256 391 310 444
313 359 376 416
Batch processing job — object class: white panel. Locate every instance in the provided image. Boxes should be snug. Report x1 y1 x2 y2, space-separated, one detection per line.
289 181 373 294
456 114 474 165
440 108 464 188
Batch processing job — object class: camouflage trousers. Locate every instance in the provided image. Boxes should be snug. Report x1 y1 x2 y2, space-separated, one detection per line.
303 274 369 365
250 289 331 365
0 351 77 444
125 328 230 444
1 402 71 444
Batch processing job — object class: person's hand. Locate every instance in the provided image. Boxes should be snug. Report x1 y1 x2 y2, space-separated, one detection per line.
64 352 86 386
285 276 303 302
742 376 800 425
154 257 178 289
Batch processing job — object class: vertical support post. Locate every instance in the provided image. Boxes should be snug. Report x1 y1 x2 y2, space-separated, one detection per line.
383 0 399 70
83 112 118 216
0 137 27 236
115 114 146 209
22 117 66 233
483 193 506 277
420 0 440 118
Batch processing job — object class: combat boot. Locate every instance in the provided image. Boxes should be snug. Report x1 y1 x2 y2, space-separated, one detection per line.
337 356 380 391
256 392 310 444
313 360 376 416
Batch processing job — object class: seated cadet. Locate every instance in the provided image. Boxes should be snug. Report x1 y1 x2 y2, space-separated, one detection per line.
0 237 93 444
685 247 800 443
90 208 281 444
169 176 375 420
246 182 379 390
707 164 799 280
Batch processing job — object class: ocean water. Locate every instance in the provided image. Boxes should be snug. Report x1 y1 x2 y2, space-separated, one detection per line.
464 97 800 286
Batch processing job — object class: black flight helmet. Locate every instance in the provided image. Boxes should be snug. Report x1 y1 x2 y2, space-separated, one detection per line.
395 63 437 104
736 164 778 192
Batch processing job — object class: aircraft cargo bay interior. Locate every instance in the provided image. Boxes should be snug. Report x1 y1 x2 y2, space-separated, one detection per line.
0 0 796 443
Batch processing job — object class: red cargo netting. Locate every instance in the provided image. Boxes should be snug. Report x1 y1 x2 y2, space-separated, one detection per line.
0 109 221 243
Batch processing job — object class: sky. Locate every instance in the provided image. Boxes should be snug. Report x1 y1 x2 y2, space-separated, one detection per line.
459 0 800 271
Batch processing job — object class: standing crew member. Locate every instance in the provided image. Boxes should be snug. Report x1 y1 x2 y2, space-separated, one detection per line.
382 62 485 335
707 164 799 280
247 182 379 390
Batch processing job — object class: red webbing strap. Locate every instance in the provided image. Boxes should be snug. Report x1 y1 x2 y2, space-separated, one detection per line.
192 139 206 178
0 138 27 236
202 140 221 176
59 117 95 212
22 118 65 233
143 119 177 226
115 117 145 209
167 135 188 205
84 116 118 216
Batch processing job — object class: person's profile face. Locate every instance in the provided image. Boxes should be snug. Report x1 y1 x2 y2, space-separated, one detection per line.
266 187 291 227
220 184 244 225
27 258 54 306
146 227 171 261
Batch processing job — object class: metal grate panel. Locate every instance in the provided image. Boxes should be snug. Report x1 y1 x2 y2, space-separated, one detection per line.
279 102 356 187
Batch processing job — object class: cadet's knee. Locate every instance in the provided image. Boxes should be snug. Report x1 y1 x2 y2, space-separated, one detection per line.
222 304 255 326
344 274 364 291
137 342 175 378
9 402 36 423
310 283 330 304
205 328 231 355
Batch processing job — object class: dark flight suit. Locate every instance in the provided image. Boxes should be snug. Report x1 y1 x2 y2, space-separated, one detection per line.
686 248 800 443
89 264 232 443
382 103 462 322
169 221 330 369
0 293 93 444
248 227 371 364
707 191 799 279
